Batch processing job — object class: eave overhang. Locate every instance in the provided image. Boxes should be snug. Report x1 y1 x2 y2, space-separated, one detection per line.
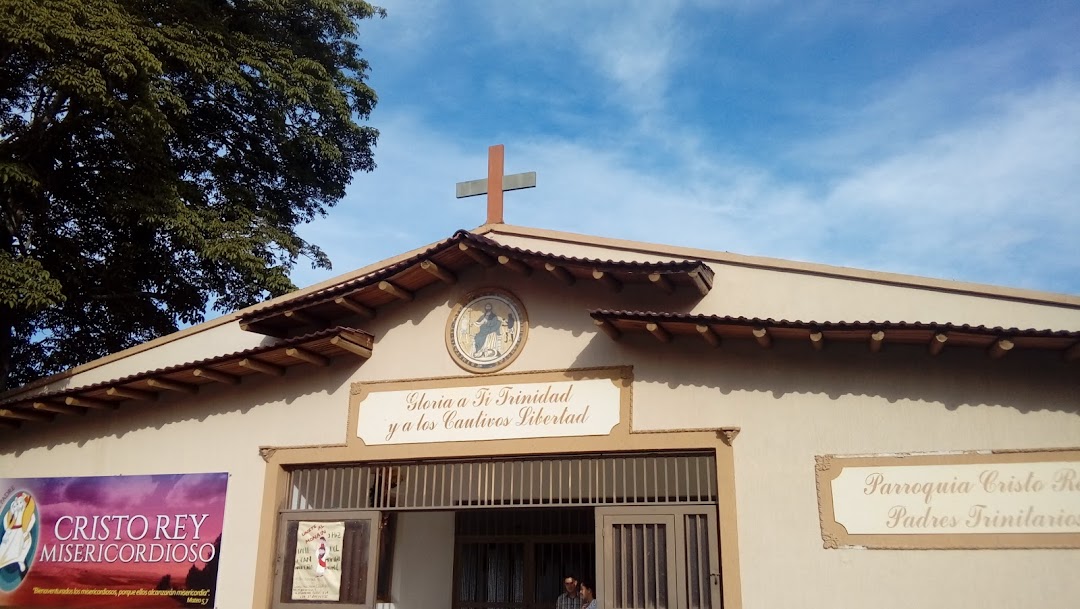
238 230 715 336
0 327 374 431
589 310 1080 360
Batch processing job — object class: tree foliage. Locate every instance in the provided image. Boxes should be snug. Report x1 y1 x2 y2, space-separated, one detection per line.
0 0 384 389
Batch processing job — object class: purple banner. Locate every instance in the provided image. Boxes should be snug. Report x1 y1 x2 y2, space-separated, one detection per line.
0 473 227 608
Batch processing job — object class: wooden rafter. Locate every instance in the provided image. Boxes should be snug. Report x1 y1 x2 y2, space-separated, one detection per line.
420 260 457 284
646 322 671 343
334 296 376 319
869 330 885 353
753 328 772 348
379 281 414 302
284 309 323 326
988 338 1014 359
592 270 623 292
498 255 532 275
34 401 85 416
459 242 496 267
1064 341 1080 362
193 368 241 385
648 273 675 295
147 378 199 394
239 358 285 376
687 270 710 297
696 324 720 348
286 347 331 367
594 318 622 340
0 408 55 423
544 263 576 286
929 333 948 356
330 336 373 358
66 396 117 410
107 386 156 401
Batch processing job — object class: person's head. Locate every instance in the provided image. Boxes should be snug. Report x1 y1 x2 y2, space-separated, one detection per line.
578 579 595 603
563 575 579 596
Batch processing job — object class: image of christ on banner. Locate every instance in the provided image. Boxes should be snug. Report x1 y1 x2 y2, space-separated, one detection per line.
291 521 344 601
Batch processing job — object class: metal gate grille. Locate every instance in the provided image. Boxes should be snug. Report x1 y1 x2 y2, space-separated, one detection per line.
288 452 717 511
611 521 671 609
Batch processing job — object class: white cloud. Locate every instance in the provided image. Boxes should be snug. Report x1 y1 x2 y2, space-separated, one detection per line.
487 0 684 118
292 3 1080 298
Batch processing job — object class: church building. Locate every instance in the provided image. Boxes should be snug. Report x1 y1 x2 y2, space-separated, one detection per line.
1 146 1078 609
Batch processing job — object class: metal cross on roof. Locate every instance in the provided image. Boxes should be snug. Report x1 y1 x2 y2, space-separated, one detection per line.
455 144 536 224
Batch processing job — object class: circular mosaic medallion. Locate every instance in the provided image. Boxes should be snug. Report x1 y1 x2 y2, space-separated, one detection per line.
446 289 528 374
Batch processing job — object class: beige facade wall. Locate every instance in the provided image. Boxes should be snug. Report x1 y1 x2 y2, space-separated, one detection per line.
3 230 1078 609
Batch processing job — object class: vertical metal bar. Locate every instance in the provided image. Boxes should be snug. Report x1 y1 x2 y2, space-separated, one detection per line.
362 467 371 509
576 458 582 505
332 467 340 509
479 461 486 507
383 465 393 508
694 456 702 501
598 457 604 504
304 469 312 509
488 461 495 506
336 467 345 508
684 456 691 503
634 524 643 608
528 459 534 506
652 456 659 504
509 460 516 506
467 461 474 508
288 470 297 509
484 460 491 506
440 462 447 507
377 465 383 509
324 468 332 508
371 466 381 508
609 458 616 505
450 463 458 508
545 460 552 505
624 457 631 503
710 457 718 500
344 466 353 509
325 468 334 509
648 522 656 609
620 523 629 608
663 457 671 504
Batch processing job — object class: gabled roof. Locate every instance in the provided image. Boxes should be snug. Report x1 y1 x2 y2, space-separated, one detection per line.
238 229 715 336
0 327 374 431
589 310 1080 360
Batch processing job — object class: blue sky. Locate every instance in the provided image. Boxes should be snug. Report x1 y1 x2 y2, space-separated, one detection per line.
294 0 1080 297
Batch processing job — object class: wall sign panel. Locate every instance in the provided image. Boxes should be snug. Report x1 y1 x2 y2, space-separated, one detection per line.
816 451 1080 549
0 472 227 607
353 368 627 446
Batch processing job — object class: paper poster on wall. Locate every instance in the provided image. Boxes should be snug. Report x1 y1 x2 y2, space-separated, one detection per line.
290 521 344 601
0 472 227 607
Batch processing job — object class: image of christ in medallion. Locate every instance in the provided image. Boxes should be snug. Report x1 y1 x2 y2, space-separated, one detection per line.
448 290 527 373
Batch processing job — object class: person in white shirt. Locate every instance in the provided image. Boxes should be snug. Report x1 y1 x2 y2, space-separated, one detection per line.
579 578 597 609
